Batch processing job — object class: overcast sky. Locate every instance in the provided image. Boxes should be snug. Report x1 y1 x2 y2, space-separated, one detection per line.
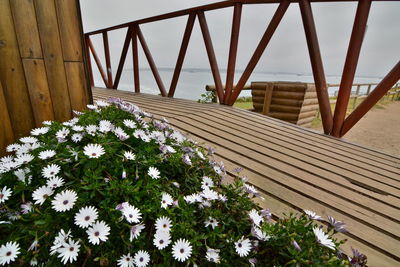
80 0 400 78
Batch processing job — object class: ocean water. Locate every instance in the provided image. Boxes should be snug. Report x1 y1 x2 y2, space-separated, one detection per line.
93 68 382 101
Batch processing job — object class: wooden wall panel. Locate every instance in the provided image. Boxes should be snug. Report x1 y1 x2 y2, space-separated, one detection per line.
34 0 72 122
23 59 55 125
0 0 35 137
55 0 83 61
0 81 14 156
10 0 42 58
65 62 88 111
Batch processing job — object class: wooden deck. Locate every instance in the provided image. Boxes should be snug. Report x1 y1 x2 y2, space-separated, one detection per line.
93 87 400 266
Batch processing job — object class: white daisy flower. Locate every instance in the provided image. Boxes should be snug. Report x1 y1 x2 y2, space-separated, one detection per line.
201 176 214 189
85 125 98 136
50 229 71 255
31 127 49 136
87 221 110 245
148 167 160 179
87 104 98 110
56 127 70 139
304 210 323 221
235 237 252 257
42 120 53 126
74 206 98 228
32 186 54 205
99 120 113 133
124 151 136 160
134 250 150 267
122 204 142 223
206 248 220 263
38 150 56 160
20 137 38 144
28 240 39 252
123 119 137 129
172 239 192 262
201 187 219 201
0 241 20 265
160 193 173 209
83 144 105 159
184 193 202 204
114 127 129 141
155 216 172 232
42 164 61 178
46 176 65 189
313 227 336 250
249 209 263 227
117 253 134 267
95 100 110 107
0 155 13 163
51 190 78 212
204 217 219 229
244 183 259 196
30 258 38 266
20 202 33 214
0 186 12 204
72 125 84 132
251 226 270 241
57 238 80 264
15 153 34 165
6 143 20 152
153 231 171 250
71 133 83 143
130 223 145 241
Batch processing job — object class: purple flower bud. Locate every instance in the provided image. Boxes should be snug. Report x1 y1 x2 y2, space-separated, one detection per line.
233 167 243 173
292 240 302 252
122 170 127 179
249 258 257 266
207 147 216 156
182 154 192 166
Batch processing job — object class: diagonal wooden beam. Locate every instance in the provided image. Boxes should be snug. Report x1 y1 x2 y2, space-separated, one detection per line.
136 25 167 97
84 35 94 87
332 0 371 137
224 3 243 104
102 31 113 88
113 27 133 89
168 13 196 98
131 27 140 93
299 0 332 134
86 35 108 87
341 60 400 137
228 0 290 105
197 11 224 103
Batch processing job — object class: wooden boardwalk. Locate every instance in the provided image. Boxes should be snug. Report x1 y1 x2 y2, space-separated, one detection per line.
93 87 400 266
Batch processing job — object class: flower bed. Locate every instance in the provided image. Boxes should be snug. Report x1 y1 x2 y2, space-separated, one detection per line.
0 99 365 266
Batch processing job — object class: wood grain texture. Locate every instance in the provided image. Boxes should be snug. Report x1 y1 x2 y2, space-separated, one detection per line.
10 0 42 58
55 0 82 61
0 81 14 156
0 0 35 137
22 59 55 125
34 0 72 122
64 62 88 112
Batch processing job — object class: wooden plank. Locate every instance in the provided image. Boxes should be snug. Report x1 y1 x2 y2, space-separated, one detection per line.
0 81 14 156
22 59 55 125
34 0 72 122
0 0 35 138
10 0 42 58
169 117 400 258
65 62 88 112
55 0 83 61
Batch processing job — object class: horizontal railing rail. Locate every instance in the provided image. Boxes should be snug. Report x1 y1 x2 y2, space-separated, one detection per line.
84 0 400 137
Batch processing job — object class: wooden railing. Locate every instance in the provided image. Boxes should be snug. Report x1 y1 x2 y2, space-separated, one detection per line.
84 0 400 137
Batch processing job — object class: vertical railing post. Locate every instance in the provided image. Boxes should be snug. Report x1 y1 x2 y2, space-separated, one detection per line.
131 26 140 93
341 60 400 136
85 35 94 87
197 11 224 103
102 31 113 88
352 84 361 109
136 25 167 97
332 0 371 137
224 3 242 104
299 0 333 134
113 27 133 89
228 1 290 105
168 13 196 98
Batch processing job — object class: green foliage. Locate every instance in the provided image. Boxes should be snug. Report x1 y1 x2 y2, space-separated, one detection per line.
198 91 216 103
0 99 363 266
